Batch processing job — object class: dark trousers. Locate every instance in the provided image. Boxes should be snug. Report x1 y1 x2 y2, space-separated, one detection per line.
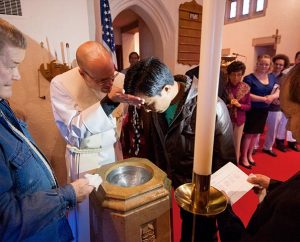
180 208 218 242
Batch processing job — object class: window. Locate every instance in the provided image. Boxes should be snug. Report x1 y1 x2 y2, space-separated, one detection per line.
0 0 22 16
229 1 237 18
225 0 267 24
242 0 250 15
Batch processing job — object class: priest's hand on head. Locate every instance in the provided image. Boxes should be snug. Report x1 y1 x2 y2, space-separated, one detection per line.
108 85 145 107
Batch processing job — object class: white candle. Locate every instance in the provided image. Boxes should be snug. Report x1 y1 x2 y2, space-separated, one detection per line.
40 41 46 69
66 43 70 68
46 37 52 61
60 42 66 64
193 0 226 175
54 50 58 61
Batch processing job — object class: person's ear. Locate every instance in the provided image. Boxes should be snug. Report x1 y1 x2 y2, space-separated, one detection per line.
78 68 92 86
78 68 84 77
163 85 172 94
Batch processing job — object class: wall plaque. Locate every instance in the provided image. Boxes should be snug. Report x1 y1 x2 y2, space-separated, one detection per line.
178 0 202 65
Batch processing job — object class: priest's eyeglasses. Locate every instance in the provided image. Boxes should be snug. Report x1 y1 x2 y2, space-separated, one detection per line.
83 69 119 84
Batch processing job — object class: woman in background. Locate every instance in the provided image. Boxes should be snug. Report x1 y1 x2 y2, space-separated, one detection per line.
240 55 278 169
226 61 251 164
262 54 290 157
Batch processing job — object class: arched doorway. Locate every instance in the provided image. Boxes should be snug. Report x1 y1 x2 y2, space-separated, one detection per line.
110 0 176 71
113 9 147 71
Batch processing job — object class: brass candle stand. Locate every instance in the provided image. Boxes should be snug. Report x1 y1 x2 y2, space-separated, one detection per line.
175 173 227 216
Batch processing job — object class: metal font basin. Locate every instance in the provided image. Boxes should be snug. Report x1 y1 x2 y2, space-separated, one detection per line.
106 165 153 187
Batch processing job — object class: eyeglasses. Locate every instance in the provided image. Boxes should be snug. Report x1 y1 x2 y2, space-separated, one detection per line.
82 69 119 84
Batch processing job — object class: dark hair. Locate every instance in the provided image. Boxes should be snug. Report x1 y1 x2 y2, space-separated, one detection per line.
295 51 300 60
124 57 174 97
0 18 27 53
272 54 290 69
129 51 139 59
287 63 300 104
226 61 246 75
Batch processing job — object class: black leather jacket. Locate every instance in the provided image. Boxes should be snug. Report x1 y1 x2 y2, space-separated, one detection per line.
143 75 236 188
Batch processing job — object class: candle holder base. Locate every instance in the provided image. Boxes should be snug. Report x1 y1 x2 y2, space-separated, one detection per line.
175 183 227 216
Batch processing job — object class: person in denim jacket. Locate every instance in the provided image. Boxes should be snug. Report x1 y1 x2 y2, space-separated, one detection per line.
0 18 94 242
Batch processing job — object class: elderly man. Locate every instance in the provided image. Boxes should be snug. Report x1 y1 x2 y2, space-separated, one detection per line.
0 18 94 242
50 41 143 241
51 41 143 176
218 63 300 241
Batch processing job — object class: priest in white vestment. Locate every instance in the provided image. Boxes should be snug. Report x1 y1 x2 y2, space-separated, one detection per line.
50 41 143 242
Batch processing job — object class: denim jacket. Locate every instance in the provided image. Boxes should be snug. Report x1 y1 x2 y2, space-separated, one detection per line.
0 100 76 242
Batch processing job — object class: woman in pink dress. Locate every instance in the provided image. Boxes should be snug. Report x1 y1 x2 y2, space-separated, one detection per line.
226 61 251 165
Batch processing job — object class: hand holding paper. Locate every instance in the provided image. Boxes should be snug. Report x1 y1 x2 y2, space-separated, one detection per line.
247 173 271 202
211 162 254 204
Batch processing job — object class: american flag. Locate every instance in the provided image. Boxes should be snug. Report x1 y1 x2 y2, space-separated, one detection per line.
100 0 117 68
